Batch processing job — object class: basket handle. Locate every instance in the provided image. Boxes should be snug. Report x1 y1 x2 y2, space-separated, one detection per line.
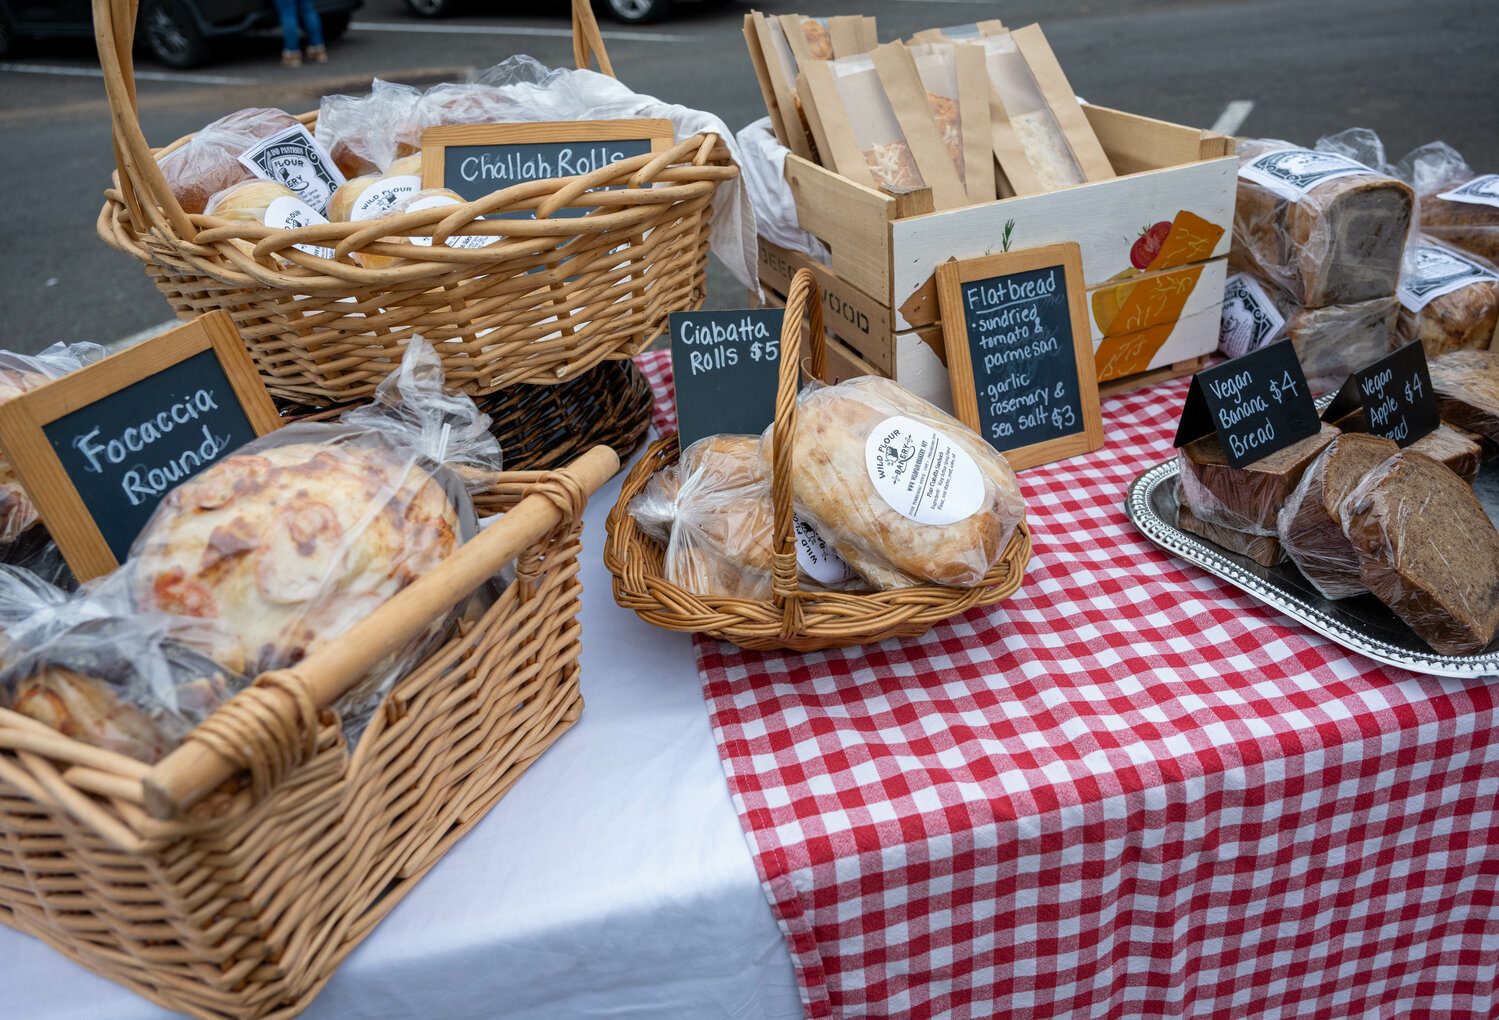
769 269 828 640
140 444 621 820
572 0 616 77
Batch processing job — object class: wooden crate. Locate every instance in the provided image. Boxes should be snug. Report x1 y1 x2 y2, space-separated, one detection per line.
757 103 1234 400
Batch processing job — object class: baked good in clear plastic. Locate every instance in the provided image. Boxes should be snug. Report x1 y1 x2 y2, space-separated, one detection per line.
157 108 301 215
327 157 423 223
1395 240 1499 356
1330 407 1484 485
1177 423 1339 535
1177 489 1287 568
1341 450 1499 655
315 79 423 178
1275 433 1397 599
1428 349 1499 443
775 375 1025 588
1232 139 1413 308
1398 141 1499 263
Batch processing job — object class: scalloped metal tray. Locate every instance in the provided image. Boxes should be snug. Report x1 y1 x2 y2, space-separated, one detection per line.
1126 458 1499 679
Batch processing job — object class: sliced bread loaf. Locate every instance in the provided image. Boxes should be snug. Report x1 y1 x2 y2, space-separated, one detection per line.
1178 423 1339 534
1429 349 1499 443
1276 433 1398 599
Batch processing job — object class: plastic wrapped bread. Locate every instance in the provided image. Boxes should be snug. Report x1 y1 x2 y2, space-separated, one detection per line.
1428 349 1499 443
157 107 300 215
1177 424 1339 535
1341 450 1499 655
315 79 423 178
773 375 1025 589
1399 141 1499 263
1176 488 1287 568
327 155 423 223
1275 433 1397 599
1233 139 1413 308
1395 239 1499 356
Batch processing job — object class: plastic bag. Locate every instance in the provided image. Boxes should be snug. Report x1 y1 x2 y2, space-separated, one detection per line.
0 566 246 763
157 108 301 215
1232 136 1414 308
771 375 1025 589
1395 236 1499 356
1174 486 1286 567
1275 433 1397 600
1396 141 1499 263
1177 423 1338 535
1428 349 1499 444
315 79 423 178
126 339 502 736
1339 449 1499 655
0 342 106 544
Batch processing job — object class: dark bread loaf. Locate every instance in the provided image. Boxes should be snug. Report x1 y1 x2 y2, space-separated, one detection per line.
1276 433 1398 599
1341 450 1499 655
1177 491 1287 567
1429 349 1499 443
1332 408 1483 485
1396 241 1499 356
1233 141 1413 308
1422 189 1499 263
1177 423 1339 534
1284 295 1399 395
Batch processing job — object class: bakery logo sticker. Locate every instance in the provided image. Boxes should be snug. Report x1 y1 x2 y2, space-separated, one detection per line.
351 175 421 221
1437 173 1499 211
1238 148 1372 200
1218 273 1286 359
793 513 856 584
264 195 336 260
238 124 346 215
865 415 985 526
1398 244 1499 312
404 195 499 250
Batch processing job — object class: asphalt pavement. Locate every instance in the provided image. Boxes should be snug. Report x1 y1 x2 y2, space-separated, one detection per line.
2 0 1495 354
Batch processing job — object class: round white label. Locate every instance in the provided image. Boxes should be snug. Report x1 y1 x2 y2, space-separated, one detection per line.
793 513 856 584
863 415 985 526
404 194 498 249
264 195 334 259
351 175 421 221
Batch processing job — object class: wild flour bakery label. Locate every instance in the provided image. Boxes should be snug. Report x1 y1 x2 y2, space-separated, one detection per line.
238 124 346 214
1437 174 1499 211
263 196 336 259
865 415 984 526
1238 148 1372 201
793 513 855 584
350 175 421 221
1398 243 1499 312
1218 273 1286 358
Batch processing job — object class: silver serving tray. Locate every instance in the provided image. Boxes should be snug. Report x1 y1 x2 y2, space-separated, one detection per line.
1126 457 1499 679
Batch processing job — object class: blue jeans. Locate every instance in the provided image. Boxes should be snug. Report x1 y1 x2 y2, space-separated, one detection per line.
273 0 323 51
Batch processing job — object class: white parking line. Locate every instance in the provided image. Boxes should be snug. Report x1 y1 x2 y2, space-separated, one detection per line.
1211 100 1255 136
348 20 694 43
0 62 253 85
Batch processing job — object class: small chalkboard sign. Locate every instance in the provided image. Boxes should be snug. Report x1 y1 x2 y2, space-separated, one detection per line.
1173 338 1320 467
935 244 1103 471
1321 341 1440 448
0 311 281 580
670 308 786 449
421 120 675 205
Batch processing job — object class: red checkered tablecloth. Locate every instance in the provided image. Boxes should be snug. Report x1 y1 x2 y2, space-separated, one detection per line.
630 350 1499 1020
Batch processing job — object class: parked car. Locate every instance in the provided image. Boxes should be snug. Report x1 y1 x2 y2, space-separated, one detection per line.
406 0 683 25
0 0 362 68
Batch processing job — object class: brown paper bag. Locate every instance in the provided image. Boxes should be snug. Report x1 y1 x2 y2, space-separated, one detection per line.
743 14 792 151
905 41 996 205
909 20 1005 44
750 11 815 161
1011 24 1114 181
977 33 1086 193
800 57 925 194
828 16 878 56
871 43 967 210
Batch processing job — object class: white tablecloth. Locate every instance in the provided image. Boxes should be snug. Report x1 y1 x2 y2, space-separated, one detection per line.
0 461 803 1020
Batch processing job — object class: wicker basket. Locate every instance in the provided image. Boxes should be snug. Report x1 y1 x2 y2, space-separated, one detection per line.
275 356 654 473
93 0 738 404
603 270 1032 652
0 446 618 1020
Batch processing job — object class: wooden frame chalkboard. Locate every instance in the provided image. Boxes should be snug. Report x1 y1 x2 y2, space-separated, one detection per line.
936 243 1104 471
421 119 675 203
0 310 280 581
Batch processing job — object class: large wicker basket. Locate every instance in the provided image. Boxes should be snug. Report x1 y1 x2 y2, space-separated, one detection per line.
0 446 618 1020
93 0 738 404
603 270 1032 652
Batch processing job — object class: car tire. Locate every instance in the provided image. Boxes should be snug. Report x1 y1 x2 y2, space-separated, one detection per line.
320 11 350 41
603 0 671 24
140 0 211 69
405 0 460 17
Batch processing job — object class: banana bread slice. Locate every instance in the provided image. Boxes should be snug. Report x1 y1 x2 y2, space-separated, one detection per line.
1277 433 1398 599
1177 487 1287 567
1178 423 1339 534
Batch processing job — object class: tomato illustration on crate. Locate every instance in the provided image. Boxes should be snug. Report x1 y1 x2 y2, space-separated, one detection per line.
1130 221 1173 270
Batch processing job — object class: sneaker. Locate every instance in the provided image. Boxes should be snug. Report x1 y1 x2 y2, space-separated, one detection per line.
282 49 302 68
306 45 327 63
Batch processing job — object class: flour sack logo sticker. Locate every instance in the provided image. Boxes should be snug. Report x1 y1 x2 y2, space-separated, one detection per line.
351 175 421 221
864 415 985 526
1218 273 1286 359
405 195 500 249
793 513 856 585
1238 147 1372 200
1398 243 1499 312
238 124 346 215
1436 173 1499 211
264 196 335 260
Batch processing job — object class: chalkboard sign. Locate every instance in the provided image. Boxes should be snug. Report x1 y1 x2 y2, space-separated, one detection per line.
1322 341 1440 448
670 308 786 448
935 244 1103 471
422 120 675 205
1173 338 1320 467
0 311 281 580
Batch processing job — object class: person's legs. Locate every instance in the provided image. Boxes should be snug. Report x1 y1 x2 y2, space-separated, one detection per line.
297 0 324 48
271 0 301 53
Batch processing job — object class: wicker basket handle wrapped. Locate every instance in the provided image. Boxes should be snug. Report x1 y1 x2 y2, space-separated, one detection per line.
769 269 828 641
91 0 618 246
139 444 621 820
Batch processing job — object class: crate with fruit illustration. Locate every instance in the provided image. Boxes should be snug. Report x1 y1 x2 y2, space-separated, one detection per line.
756 104 1236 409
